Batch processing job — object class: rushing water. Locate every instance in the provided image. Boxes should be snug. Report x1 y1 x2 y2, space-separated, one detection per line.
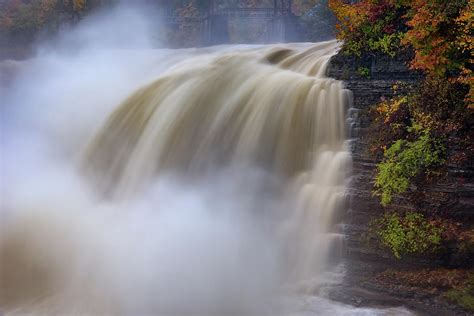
0 37 413 315
82 40 351 282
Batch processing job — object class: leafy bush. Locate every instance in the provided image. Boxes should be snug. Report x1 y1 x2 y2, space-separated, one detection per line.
357 66 370 77
410 78 472 133
368 77 472 207
374 130 445 206
372 212 443 259
329 0 406 57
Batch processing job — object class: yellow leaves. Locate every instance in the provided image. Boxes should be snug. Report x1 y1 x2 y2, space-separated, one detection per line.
412 109 437 131
328 0 367 40
454 0 474 108
376 96 408 124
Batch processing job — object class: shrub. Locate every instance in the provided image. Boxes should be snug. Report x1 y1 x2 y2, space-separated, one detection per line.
374 130 445 206
329 0 406 57
372 212 443 259
357 66 370 77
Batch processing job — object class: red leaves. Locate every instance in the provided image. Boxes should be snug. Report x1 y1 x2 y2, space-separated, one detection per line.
403 0 473 104
367 1 392 23
329 0 473 108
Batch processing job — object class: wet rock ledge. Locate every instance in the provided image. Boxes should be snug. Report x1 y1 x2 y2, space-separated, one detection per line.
326 52 474 315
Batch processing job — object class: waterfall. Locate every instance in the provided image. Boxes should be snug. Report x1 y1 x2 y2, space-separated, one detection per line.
83 40 352 280
1 41 359 315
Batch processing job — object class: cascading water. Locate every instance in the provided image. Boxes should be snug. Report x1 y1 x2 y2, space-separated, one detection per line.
82 40 351 283
0 35 414 315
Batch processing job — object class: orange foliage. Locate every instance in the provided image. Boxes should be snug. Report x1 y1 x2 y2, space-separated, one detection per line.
328 0 368 39
329 0 473 107
403 0 473 106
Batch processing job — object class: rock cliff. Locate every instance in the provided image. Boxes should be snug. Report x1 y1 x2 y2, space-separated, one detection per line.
327 52 474 315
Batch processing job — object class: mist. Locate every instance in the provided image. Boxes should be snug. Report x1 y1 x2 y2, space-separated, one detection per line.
0 5 282 315
0 4 415 316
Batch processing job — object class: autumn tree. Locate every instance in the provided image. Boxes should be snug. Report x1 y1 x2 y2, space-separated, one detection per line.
329 0 473 211
402 0 473 104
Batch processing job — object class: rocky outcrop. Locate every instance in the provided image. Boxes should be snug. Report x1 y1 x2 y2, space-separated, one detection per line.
327 52 474 264
328 53 419 265
327 52 474 314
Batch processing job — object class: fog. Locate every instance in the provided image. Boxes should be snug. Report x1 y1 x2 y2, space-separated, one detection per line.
0 4 413 316
0 6 282 315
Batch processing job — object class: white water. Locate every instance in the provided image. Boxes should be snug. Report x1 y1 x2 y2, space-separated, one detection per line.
0 8 413 316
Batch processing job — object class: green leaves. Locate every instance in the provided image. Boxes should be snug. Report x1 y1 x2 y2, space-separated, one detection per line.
373 212 443 259
374 131 445 206
329 0 405 57
369 32 404 57
357 66 370 77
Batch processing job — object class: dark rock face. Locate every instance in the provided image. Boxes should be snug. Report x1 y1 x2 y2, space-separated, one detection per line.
327 52 474 266
328 52 424 267
327 53 474 314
